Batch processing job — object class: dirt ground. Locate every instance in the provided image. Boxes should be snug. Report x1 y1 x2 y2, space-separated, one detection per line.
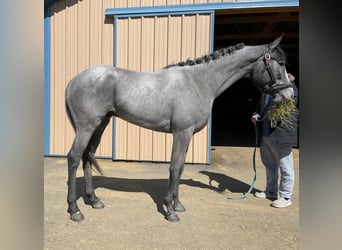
44 146 299 249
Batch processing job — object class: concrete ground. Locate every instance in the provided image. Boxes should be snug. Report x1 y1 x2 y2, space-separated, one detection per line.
44 146 299 249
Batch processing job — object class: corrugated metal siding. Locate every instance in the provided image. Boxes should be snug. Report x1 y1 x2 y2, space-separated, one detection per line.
115 13 212 163
50 0 116 157
49 0 218 158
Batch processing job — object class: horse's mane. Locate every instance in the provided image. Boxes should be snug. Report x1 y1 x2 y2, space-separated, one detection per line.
164 43 245 69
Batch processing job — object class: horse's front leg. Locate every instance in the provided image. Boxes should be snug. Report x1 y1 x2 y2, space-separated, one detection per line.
172 166 186 213
164 128 193 222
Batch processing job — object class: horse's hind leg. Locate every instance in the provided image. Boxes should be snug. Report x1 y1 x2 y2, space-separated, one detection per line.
82 153 104 209
82 116 111 209
67 128 96 222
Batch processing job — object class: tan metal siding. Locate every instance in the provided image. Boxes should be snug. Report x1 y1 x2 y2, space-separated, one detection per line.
114 13 212 163
50 0 117 157
49 0 219 158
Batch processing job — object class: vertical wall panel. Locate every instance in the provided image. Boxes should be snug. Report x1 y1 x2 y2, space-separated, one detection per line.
141 0 154 7
154 0 167 6
50 0 117 157
115 0 128 8
51 0 66 154
64 1 78 154
77 0 90 72
167 0 180 5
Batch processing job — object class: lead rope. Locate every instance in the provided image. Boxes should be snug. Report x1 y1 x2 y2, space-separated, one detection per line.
227 116 266 200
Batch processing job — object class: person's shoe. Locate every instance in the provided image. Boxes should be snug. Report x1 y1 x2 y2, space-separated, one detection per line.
271 197 292 208
254 191 278 199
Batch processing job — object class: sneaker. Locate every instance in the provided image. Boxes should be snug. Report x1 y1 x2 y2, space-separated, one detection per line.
254 191 278 199
271 197 292 208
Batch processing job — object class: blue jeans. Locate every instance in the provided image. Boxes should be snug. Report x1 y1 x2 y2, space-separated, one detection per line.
260 137 294 199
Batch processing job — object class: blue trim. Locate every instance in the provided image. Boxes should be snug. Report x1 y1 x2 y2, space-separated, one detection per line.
44 8 51 156
115 10 214 19
207 12 216 164
105 1 299 16
47 154 112 160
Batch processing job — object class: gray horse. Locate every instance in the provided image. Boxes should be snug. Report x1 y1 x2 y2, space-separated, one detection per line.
65 36 293 222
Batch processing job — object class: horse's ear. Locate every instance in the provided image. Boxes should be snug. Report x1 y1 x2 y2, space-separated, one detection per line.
269 34 283 50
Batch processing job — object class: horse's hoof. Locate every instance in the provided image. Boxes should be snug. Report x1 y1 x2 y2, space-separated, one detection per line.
174 203 185 212
70 211 84 222
92 200 105 209
165 212 180 222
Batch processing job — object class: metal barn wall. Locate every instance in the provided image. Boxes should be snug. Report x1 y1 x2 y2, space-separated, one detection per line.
114 13 212 163
49 0 116 157
48 0 218 158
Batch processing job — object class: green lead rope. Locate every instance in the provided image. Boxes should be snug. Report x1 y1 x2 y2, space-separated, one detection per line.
227 120 261 200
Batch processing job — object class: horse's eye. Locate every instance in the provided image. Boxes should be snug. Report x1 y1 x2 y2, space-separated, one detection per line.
278 61 285 66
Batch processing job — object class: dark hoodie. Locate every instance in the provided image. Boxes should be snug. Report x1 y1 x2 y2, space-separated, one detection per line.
255 81 298 148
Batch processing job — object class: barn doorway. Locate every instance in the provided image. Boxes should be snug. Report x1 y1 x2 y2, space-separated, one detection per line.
211 7 299 146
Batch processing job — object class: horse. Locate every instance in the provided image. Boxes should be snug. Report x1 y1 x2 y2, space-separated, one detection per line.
65 36 294 222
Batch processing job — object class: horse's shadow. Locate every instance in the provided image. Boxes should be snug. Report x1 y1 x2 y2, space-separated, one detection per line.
75 171 260 217
199 171 260 195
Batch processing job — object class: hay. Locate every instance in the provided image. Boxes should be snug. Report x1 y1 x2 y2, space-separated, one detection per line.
268 98 298 128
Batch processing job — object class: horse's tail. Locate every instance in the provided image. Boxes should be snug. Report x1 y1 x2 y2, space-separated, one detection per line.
65 84 76 131
87 151 104 176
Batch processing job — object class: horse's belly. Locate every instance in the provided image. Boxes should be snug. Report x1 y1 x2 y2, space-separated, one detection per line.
115 105 172 133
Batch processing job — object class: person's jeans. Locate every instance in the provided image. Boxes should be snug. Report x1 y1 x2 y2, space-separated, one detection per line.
260 136 294 199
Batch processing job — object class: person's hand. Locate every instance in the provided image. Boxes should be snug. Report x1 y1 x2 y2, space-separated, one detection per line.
251 114 260 124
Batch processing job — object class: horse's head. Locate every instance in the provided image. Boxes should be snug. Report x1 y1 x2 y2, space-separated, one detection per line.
250 35 294 103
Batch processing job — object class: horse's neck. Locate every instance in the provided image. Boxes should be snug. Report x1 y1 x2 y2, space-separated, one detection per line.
197 45 265 99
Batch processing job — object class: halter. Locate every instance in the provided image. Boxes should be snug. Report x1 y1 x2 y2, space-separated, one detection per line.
259 49 293 95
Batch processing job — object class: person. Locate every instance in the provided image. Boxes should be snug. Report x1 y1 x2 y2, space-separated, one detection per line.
251 73 298 208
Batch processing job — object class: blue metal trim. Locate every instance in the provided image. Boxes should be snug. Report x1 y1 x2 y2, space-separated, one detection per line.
105 1 299 16
207 12 216 164
46 154 112 160
115 10 214 19
44 7 51 156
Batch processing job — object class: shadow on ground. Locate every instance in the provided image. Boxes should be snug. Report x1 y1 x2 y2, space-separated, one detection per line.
199 171 260 194
75 171 260 217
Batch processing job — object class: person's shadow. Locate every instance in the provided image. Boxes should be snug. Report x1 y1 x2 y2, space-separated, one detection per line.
75 171 260 217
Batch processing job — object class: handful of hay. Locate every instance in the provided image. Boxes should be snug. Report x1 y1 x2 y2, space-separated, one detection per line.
268 98 298 128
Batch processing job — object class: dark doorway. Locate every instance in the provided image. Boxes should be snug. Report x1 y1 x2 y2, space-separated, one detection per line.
211 7 299 146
